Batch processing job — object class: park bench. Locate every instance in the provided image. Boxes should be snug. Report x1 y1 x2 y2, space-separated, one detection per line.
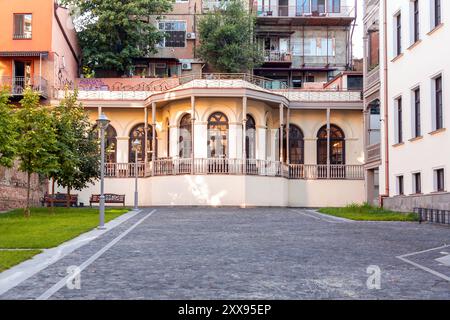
41 193 78 207
90 194 126 207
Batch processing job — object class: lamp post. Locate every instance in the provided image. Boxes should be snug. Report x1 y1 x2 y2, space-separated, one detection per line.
132 138 141 210
96 113 110 230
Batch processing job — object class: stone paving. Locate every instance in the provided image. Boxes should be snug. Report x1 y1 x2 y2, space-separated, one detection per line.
1 207 450 300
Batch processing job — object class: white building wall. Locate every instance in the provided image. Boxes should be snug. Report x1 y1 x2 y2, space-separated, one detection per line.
382 0 450 207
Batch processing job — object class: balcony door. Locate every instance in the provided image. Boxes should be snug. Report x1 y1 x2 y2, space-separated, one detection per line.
278 0 288 16
13 60 32 94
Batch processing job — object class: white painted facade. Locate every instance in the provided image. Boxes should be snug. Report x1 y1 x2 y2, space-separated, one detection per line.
369 0 450 210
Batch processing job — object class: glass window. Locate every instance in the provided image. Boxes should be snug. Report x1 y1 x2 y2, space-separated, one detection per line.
435 76 443 130
179 114 192 158
396 97 403 143
397 176 404 195
414 88 421 137
159 21 186 48
296 0 311 15
311 0 326 13
434 0 441 27
436 168 445 192
94 125 117 163
207 112 228 158
129 123 156 162
368 100 381 145
413 172 421 194
317 124 345 165
327 0 340 13
13 14 32 39
245 115 256 159
287 125 304 164
395 13 402 56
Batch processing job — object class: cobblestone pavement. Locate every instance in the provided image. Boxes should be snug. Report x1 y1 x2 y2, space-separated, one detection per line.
2 207 450 300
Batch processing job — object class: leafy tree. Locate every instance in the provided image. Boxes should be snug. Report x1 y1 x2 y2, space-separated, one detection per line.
61 0 173 75
52 91 100 208
197 0 262 73
16 89 59 217
0 89 18 168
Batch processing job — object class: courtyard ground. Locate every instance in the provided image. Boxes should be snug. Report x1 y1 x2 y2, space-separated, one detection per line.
1 207 450 300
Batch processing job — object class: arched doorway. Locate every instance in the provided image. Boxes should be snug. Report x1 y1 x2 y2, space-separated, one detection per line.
245 114 256 159
93 124 117 163
207 112 229 158
317 124 345 165
129 123 157 162
179 114 192 158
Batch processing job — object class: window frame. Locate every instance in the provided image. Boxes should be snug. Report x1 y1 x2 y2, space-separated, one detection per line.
397 175 405 196
158 20 187 48
412 172 422 194
413 87 421 137
434 168 445 192
395 12 402 56
434 75 443 130
13 13 32 40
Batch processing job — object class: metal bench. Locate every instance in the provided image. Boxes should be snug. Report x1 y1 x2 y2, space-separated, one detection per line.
90 194 125 207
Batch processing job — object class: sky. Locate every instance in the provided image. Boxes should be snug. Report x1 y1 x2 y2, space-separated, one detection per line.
353 0 364 59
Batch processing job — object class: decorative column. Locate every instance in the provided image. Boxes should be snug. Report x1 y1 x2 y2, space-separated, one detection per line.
191 96 195 174
144 107 148 164
152 102 156 176
286 107 291 164
279 103 285 163
326 108 331 179
242 97 247 174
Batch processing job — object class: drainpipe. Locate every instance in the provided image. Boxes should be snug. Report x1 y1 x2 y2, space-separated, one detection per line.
380 0 390 205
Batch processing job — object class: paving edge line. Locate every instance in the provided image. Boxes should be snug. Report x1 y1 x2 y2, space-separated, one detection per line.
0 209 143 296
37 209 156 300
307 209 355 223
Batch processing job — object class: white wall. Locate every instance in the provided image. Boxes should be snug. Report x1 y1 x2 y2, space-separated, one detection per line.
384 0 450 196
57 176 364 208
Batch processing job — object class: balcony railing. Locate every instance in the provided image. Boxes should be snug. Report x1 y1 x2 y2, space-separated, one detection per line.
264 50 292 63
104 159 364 180
0 76 48 97
257 5 355 18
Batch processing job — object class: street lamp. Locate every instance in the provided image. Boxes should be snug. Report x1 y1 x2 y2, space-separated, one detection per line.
96 113 110 230
132 138 141 210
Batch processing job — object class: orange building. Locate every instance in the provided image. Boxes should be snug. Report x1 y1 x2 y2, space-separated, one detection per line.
0 0 79 100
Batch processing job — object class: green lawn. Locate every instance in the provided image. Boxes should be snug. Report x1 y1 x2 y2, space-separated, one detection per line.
319 203 418 221
0 207 129 249
0 250 42 273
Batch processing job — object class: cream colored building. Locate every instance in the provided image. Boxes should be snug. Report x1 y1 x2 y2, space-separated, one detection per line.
364 0 450 211
53 74 365 207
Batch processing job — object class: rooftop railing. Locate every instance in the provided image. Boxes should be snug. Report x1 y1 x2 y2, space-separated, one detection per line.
53 73 362 102
257 5 355 19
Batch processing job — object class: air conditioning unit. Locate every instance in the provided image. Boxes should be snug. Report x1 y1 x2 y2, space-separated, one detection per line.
181 62 192 70
186 32 196 40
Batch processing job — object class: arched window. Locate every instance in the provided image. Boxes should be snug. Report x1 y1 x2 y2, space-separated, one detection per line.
179 114 192 158
207 112 228 158
129 123 156 162
317 124 345 165
245 114 256 159
287 125 304 164
93 124 117 163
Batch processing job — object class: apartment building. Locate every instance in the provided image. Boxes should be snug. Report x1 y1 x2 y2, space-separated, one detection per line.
364 0 449 211
253 0 357 87
0 0 79 101
0 0 79 211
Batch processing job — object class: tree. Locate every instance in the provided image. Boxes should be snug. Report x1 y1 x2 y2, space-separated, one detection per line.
16 89 59 217
52 91 100 208
62 0 172 75
0 89 17 168
197 0 263 73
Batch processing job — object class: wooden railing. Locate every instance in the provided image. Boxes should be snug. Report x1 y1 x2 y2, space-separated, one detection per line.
104 159 364 180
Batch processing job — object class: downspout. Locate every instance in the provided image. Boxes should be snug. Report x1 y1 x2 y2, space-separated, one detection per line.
381 0 390 205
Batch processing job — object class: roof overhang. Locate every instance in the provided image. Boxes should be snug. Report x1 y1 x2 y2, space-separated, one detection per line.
0 51 49 57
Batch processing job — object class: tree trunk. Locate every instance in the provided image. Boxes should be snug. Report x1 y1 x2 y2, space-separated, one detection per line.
66 186 71 208
24 172 31 218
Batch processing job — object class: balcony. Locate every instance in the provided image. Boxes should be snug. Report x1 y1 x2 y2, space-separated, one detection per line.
0 76 48 98
256 5 356 25
104 158 365 180
366 143 381 164
263 50 292 63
